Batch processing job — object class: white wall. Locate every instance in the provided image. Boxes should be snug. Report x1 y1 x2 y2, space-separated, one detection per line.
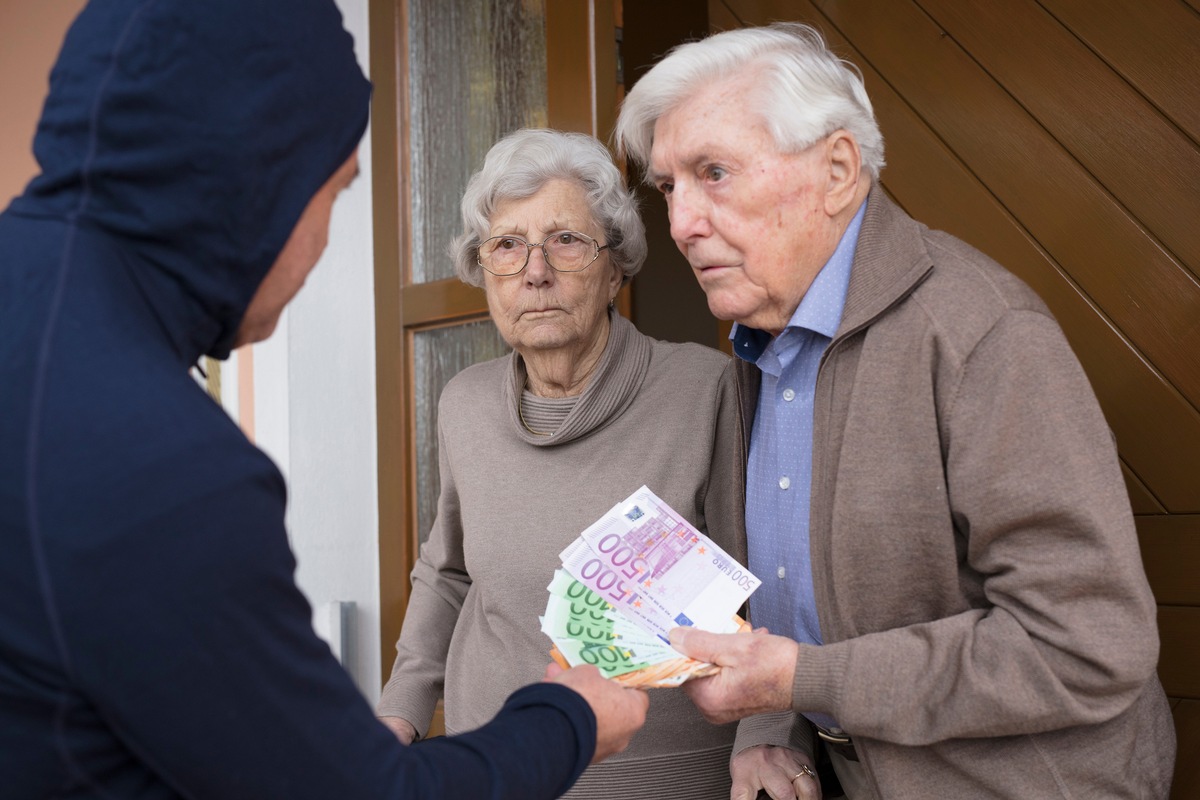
252 0 382 701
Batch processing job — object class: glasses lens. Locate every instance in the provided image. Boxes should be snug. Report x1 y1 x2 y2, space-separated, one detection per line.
544 231 595 272
480 237 529 275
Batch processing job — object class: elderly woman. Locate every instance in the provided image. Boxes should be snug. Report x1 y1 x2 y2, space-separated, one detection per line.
377 128 744 799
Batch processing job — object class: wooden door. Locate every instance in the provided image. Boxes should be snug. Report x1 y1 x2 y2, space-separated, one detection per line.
368 0 623 732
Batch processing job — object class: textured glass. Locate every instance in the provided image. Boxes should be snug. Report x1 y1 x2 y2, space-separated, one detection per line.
408 0 548 283
413 321 512 546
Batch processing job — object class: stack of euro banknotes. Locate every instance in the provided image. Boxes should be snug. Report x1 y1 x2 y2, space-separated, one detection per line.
542 485 761 688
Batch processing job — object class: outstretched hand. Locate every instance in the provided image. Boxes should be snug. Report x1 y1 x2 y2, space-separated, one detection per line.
670 627 798 724
545 663 650 764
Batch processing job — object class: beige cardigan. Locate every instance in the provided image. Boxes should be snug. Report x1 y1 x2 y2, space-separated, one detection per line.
379 312 747 799
735 191 1175 798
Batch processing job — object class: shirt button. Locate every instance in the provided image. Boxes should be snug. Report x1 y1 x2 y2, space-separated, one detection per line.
779 476 791 490
777 566 786 579
782 388 796 402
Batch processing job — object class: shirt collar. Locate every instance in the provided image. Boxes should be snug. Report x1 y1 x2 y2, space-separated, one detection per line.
731 196 869 363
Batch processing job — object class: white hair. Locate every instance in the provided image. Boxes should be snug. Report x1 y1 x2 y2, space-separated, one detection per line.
451 128 647 287
615 23 884 180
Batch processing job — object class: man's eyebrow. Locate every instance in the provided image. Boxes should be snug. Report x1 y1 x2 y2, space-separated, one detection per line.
646 152 708 186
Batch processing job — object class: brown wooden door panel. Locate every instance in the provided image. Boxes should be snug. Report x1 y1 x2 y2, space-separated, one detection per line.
807 0 1200 418
1171 699 1200 800
1124 464 1167 515
1038 0 1200 141
918 0 1200 282
1136 515 1200 606
779 8 1200 512
1158 606 1200 698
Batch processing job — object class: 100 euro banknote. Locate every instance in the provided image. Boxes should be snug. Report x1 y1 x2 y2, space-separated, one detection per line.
541 569 749 688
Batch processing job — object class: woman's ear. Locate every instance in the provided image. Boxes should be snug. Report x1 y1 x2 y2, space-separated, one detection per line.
608 261 624 298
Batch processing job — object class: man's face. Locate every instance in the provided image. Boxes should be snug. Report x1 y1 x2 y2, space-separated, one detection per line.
233 150 360 348
648 77 845 336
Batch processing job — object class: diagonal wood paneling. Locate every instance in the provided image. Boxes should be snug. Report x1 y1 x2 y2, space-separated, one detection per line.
1124 465 1166 515
1037 0 1200 143
809 0 1200 496
918 0 1200 284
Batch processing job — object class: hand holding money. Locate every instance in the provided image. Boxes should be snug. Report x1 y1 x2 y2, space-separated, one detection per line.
542 486 760 688
668 626 800 724
544 662 650 764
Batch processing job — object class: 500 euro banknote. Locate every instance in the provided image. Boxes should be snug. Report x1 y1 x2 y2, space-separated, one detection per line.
559 485 759 643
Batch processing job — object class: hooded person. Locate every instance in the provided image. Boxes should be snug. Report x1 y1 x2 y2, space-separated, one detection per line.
0 1 647 797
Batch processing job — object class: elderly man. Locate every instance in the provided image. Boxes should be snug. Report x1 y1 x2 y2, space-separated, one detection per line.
0 1 646 797
615 22 1174 800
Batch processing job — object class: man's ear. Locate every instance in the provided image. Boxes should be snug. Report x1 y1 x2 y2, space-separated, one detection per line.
824 130 864 217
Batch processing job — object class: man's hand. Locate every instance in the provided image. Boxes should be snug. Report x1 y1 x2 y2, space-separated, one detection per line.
545 662 649 763
378 716 418 745
670 627 798 724
731 744 821 800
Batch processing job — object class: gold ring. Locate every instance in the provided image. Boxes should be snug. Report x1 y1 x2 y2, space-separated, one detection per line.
789 765 817 782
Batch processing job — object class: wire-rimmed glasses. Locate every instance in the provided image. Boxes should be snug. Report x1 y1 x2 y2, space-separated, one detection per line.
478 230 609 276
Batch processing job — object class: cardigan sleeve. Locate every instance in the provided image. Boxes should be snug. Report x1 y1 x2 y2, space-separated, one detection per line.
378 417 471 737
791 311 1161 744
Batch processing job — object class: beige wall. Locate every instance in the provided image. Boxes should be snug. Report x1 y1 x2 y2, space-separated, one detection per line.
0 1 87 207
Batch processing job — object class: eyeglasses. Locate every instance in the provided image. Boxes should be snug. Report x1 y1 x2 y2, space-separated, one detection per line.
478 230 609 276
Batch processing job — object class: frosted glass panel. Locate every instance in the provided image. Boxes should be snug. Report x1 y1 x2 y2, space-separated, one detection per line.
408 0 548 283
413 321 512 545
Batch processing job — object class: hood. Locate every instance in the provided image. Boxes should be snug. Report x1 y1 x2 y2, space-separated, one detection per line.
7 0 372 360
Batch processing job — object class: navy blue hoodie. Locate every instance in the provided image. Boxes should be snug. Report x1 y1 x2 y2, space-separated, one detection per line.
0 1 595 797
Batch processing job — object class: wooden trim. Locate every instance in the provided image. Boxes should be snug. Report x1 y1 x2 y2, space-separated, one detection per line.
400 278 488 328
1123 462 1166 515
370 0 409 686
546 0 594 134
593 0 619 144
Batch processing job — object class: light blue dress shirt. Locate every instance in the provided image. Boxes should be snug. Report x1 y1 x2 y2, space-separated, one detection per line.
731 199 867 731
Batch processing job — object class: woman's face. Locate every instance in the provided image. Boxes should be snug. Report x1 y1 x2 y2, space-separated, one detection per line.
482 178 623 355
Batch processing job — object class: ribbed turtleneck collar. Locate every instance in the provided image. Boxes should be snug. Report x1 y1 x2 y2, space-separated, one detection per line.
502 308 652 447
